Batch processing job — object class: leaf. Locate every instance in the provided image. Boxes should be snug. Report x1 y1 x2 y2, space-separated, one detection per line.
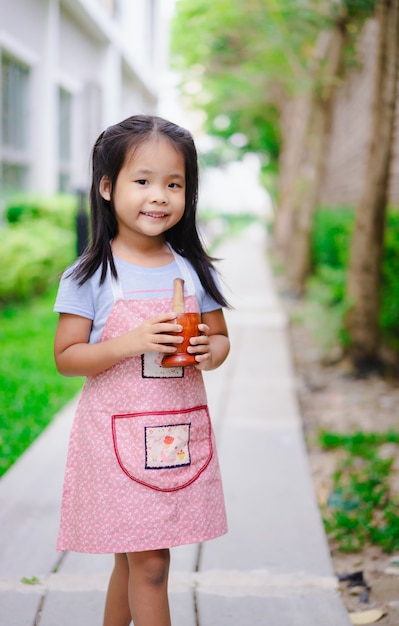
21 576 41 585
349 608 386 625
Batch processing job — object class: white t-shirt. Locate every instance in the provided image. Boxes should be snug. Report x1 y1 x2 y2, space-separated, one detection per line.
54 255 222 344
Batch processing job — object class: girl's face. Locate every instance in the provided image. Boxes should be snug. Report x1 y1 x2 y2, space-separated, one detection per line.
100 136 186 246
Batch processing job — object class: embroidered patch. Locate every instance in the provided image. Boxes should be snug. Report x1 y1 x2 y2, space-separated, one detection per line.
145 423 191 469
142 352 183 378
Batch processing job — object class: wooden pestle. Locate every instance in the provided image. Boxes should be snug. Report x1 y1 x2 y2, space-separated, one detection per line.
172 278 185 313
162 278 199 367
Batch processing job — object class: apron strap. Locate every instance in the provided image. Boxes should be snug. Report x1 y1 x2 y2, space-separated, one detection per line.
109 246 196 303
166 243 196 297
110 271 124 302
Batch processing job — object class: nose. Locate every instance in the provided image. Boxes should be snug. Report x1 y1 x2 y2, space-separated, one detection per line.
150 185 168 204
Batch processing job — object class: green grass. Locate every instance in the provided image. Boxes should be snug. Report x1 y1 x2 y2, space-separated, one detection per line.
319 431 399 553
0 286 82 477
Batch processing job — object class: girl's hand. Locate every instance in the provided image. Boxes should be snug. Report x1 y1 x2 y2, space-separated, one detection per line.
187 310 230 371
55 309 229 377
128 312 183 355
54 311 183 377
187 323 211 364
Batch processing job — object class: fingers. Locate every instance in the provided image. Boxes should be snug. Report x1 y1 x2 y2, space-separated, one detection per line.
149 312 182 338
150 331 183 352
152 321 182 336
187 324 210 361
140 316 212 358
151 311 180 324
145 313 184 353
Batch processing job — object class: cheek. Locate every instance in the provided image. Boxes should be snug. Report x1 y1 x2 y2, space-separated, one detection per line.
177 205 186 221
179 193 186 211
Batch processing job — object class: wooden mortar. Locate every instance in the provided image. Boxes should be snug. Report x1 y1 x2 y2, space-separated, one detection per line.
162 278 200 368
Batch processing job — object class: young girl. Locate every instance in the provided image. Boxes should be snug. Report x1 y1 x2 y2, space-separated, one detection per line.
54 115 230 626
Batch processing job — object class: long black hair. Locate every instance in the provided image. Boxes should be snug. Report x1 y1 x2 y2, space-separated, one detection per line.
71 114 229 308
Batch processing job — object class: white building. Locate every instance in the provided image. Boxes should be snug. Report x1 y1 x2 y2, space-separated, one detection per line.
0 0 169 196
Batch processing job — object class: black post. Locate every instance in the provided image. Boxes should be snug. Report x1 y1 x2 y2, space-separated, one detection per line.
76 188 89 257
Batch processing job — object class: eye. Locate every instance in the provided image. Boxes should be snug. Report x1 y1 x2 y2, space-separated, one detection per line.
168 182 182 189
135 179 148 185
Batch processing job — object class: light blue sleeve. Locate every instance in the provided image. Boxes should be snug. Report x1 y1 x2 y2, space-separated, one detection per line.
201 278 224 312
53 268 95 320
188 263 225 313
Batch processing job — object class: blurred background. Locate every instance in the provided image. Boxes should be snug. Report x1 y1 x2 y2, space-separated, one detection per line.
1 2 399 562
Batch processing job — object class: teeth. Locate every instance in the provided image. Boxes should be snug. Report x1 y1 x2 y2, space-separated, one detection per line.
144 212 166 218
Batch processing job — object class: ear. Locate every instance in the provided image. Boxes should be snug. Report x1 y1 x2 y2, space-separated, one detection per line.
99 175 112 201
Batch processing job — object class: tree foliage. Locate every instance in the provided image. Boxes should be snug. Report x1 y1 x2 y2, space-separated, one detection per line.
171 0 375 169
172 0 399 370
171 0 326 167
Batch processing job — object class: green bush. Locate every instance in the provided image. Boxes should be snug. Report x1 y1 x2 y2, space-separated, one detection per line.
309 206 399 349
1 193 80 304
0 221 76 303
5 193 77 231
0 193 84 475
380 212 399 347
311 207 354 269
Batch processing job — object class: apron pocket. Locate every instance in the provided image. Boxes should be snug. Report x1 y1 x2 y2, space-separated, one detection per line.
112 405 213 492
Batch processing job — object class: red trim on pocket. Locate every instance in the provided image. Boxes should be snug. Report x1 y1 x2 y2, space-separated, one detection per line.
112 405 213 492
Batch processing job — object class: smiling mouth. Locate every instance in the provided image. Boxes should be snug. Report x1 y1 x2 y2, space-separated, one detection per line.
142 212 168 218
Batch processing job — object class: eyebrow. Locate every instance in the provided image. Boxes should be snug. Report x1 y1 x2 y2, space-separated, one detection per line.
134 169 185 181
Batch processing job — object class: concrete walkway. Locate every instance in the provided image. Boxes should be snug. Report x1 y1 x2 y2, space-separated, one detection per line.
0 225 351 625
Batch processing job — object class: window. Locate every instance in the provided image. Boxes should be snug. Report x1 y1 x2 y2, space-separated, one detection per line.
58 87 72 192
84 81 102 154
1 53 30 194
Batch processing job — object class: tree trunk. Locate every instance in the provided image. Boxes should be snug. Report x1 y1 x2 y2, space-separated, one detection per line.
345 0 399 368
273 18 348 292
284 23 347 293
273 93 313 251
273 30 330 256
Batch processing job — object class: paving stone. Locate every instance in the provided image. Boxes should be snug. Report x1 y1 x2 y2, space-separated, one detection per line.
0 591 42 626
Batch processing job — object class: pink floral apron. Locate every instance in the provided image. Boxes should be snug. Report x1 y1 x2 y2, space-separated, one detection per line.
57 251 227 554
